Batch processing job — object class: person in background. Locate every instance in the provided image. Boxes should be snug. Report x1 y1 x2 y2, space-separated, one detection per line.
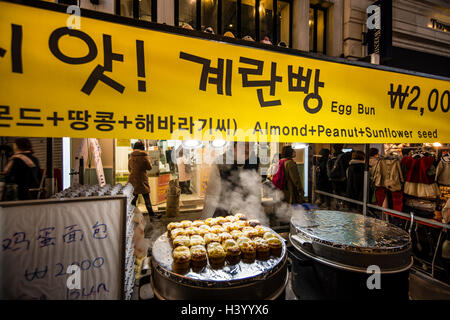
314 148 332 207
202 141 260 219
327 144 352 209
346 151 366 208
267 153 281 180
128 141 160 218
3 138 41 200
165 146 175 173
280 145 305 205
328 144 346 194
177 148 192 194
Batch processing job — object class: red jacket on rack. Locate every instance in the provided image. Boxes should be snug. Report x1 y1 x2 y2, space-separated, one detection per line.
401 156 435 184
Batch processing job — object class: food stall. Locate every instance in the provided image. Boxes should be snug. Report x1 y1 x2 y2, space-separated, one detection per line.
0 0 448 300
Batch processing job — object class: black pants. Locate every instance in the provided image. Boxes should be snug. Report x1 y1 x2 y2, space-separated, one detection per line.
131 193 154 215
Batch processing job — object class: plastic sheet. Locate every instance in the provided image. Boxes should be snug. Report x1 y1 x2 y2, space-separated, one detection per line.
291 210 411 253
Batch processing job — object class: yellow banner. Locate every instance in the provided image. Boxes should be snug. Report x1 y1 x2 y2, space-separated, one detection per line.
0 1 449 143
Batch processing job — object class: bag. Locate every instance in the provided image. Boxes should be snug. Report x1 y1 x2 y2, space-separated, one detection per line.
327 153 347 181
272 159 288 190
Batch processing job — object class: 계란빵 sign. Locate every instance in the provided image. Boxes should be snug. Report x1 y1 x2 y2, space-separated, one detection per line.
0 0 449 143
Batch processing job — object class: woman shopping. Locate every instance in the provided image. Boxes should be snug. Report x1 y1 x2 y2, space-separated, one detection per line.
279 145 305 205
128 141 160 218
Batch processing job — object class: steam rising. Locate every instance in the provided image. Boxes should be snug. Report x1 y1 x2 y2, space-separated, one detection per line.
213 168 305 227
216 168 269 226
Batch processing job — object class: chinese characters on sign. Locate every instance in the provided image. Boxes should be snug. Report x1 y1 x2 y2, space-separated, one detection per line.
2 222 108 253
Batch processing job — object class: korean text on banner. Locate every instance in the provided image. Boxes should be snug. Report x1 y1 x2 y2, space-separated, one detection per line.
0 1 449 143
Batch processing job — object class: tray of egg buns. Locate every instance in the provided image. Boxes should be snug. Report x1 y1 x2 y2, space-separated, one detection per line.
151 213 287 288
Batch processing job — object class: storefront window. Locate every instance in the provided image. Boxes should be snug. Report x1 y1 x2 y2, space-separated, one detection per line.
277 0 290 45
316 8 325 53
202 0 218 32
241 0 256 40
260 0 273 42
309 8 314 51
175 0 291 45
119 0 155 21
120 0 133 18
139 0 152 22
222 0 238 35
309 5 327 54
178 0 197 28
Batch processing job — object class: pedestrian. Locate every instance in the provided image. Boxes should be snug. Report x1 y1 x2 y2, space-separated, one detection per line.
176 147 192 194
3 138 41 200
267 153 281 181
346 150 366 207
314 148 332 207
128 141 160 218
280 145 305 205
327 144 351 209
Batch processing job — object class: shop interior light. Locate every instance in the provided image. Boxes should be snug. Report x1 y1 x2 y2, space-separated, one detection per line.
182 140 203 149
433 142 442 147
259 4 265 14
211 139 228 148
292 143 307 149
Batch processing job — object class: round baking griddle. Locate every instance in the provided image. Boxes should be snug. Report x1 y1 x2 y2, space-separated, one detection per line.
151 228 288 300
290 210 412 272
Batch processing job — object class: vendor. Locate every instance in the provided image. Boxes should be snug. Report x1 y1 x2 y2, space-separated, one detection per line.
202 141 260 219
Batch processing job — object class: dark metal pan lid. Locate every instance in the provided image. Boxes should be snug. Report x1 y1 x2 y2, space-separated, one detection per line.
290 210 412 272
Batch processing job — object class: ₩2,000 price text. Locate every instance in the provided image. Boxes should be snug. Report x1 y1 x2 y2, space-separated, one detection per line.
388 83 449 116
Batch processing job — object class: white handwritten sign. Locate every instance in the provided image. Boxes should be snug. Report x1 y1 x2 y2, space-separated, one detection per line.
0 197 125 300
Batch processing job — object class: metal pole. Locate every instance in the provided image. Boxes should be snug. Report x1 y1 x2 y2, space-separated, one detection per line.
311 149 316 205
363 144 370 216
45 138 55 197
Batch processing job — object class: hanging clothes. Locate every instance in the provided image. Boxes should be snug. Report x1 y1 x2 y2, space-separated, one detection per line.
375 187 404 212
373 158 404 192
402 155 435 184
373 158 404 212
435 156 450 186
401 155 440 198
